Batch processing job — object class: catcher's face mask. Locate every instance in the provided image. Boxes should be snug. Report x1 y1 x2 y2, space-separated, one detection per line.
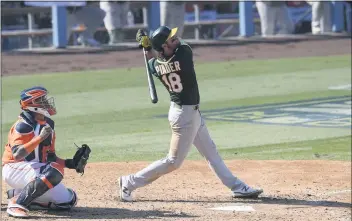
20 86 57 117
32 95 57 116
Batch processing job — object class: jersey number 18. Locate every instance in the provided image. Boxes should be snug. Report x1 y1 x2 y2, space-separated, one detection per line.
162 73 183 93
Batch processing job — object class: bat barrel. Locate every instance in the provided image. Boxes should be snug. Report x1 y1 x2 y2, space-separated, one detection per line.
143 48 158 104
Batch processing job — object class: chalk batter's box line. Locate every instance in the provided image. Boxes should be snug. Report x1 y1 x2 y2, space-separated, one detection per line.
153 96 351 129
154 96 351 118
200 96 351 129
204 107 351 123
200 96 351 117
207 113 350 121
204 116 351 129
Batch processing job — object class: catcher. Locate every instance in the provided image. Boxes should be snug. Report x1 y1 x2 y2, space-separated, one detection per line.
2 86 91 218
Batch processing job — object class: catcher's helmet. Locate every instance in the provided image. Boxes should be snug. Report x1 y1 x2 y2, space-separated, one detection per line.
20 86 56 117
151 26 178 52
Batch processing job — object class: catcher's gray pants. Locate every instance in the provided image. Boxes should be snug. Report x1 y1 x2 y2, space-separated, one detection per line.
123 102 244 191
160 1 185 37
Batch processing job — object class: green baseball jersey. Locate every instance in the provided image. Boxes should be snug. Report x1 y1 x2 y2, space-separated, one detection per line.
148 40 200 106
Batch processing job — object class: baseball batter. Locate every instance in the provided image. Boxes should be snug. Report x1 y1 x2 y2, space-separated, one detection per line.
118 26 263 201
2 86 89 218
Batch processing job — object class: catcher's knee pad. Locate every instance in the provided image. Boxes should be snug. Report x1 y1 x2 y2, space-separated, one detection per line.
40 162 64 188
48 162 65 176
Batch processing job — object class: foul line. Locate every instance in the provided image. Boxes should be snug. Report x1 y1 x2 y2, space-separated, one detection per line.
320 189 352 196
210 205 256 212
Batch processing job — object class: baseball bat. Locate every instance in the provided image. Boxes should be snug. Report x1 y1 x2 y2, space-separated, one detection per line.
142 48 158 104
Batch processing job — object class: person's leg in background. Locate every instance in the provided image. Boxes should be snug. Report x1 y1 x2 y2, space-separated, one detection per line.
100 1 129 44
100 1 115 44
66 8 78 45
116 1 129 43
320 1 332 33
160 1 185 37
308 1 323 34
160 1 167 28
256 1 275 36
276 3 294 35
170 2 186 37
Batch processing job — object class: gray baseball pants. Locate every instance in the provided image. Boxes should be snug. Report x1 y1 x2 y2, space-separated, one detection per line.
122 102 244 191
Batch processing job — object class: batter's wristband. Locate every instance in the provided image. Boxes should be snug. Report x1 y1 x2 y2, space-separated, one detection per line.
139 44 151 51
65 159 75 169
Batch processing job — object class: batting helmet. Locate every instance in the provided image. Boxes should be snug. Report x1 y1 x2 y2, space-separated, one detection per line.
20 86 56 117
151 26 178 52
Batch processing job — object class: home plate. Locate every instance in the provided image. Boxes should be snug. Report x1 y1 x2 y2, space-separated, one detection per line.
210 205 255 212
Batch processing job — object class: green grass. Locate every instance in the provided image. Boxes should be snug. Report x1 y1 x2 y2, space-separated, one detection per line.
1 54 351 162
2 54 350 100
215 135 352 161
67 135 351 162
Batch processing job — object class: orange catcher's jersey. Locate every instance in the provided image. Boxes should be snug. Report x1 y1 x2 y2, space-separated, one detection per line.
2 111 56 165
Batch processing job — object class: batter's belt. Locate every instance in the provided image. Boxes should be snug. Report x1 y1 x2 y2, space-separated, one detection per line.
171 103 199 110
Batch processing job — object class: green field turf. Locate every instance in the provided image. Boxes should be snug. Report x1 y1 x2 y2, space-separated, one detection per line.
1 54 351 162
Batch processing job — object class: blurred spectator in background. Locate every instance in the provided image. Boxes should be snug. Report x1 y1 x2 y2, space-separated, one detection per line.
255 1 294 36
1 1 26 29
1 1 25 8
66 1 105 47
100 1 130 44
34 12 52 29
306 1 332 34
160 1 185 37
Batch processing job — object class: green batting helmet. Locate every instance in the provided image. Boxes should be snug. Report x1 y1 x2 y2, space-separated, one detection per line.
151 26 178 52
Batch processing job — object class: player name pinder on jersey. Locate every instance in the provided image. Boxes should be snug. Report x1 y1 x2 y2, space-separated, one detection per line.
154 61 181 75
149 41 200 106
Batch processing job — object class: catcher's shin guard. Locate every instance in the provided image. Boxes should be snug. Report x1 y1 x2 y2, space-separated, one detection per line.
16 162 64 207
30 188 78 210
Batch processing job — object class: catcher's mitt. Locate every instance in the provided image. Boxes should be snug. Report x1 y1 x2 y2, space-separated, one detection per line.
73 143 91 175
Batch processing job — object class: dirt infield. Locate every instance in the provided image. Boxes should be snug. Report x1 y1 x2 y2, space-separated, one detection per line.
1 37 351 220
1 161 351 221
2 37 351 76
